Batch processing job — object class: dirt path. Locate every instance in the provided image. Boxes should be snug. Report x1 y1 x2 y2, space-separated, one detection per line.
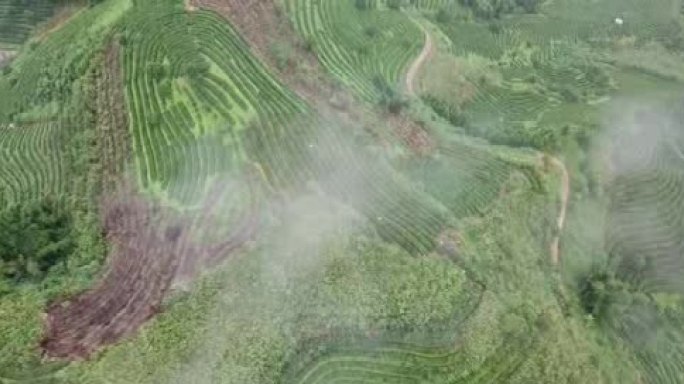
549 156 570 265
33 5 85 42
405 24 434 96
41 184 259 360
0 50 16 68
406 17 570 265
185 0 197 12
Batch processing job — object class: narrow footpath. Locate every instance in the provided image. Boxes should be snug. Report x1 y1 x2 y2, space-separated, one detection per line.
405 25 434 96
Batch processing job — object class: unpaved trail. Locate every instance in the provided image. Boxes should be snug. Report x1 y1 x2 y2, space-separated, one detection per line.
33 5 85 42
405 18 570 266
549 156 570 265
185 0 197 12
0 50 15 68
405 24 434 96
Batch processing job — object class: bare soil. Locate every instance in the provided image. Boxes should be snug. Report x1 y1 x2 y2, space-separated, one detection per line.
185 0 197 12
0 50 16 68
405 26 434 97
98 40 131 194
40 181 259 361
549 156 570 265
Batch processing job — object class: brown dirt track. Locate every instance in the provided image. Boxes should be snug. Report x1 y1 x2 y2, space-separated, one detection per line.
549 156 570 265
40 183 259 360
97 40 131 194
405 24 434 97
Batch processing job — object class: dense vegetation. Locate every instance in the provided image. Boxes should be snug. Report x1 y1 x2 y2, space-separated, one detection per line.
458 0 542 18
0 198 74 284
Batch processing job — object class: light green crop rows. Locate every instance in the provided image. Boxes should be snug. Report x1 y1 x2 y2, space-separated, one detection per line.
406 0 453 10
122 2 448 252
121 4 311 203
606 108 684 294
401 138 530 218
600 104 684 384
0 122 66 205
0 0 131 120
284 321 537 384
532 0 679 43
285 0 423 100
0 0 55 48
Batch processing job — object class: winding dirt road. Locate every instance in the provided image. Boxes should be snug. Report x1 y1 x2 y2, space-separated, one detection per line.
405 25 434 96
404 19 571 266
549 156 570 265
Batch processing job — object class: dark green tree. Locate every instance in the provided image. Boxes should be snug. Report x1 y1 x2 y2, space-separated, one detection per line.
0 199 75 283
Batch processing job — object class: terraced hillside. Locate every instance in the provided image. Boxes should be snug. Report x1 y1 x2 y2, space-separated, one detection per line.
0 0 56 48
120 1 455 254
582 102 684 384
0 0 683 383
422 0 681 150
121 6 305 203
0 121 67 205
285 0 423 100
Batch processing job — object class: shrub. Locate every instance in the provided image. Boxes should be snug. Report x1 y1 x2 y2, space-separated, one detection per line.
0 199 75 283
374 76 407 114
559 86 580 103
364 25 380 38
355 0 373 10
436 8 452 24
387 0 404 10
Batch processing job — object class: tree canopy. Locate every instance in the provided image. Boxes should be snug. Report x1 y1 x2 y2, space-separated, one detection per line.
0 199 75 283
458 0 542 18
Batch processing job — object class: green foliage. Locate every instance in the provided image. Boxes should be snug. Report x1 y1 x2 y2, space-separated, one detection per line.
0 0 57 47
435 7 453 23
354 0 375 10
458 0 541 19
423 94 468 127
0 122 70 205
0 0 131 120
374 76 407 114
578 270 624 319
286 0 423 101
0 198 74 283
1 0 683 383
428 12 623 151
386 0 404 9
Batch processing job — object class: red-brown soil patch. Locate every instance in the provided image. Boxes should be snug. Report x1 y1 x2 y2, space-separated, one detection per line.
97 40 131 194
192 0 328 103
391 115 436 156
40 181 259 360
